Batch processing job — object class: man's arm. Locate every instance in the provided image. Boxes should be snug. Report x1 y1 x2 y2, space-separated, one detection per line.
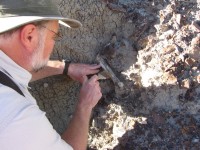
30 60 65 82
62 75 102 150
30 60 101 82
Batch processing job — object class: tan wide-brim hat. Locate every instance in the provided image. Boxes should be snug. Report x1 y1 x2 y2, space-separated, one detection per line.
0 0 82 34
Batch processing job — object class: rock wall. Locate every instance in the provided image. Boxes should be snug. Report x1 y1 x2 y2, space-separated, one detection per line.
29 0 200 149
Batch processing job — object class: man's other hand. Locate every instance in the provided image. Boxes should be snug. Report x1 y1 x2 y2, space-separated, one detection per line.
78 75 102 110
68 63 101 83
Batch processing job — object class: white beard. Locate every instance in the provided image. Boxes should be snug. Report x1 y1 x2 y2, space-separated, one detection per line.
31 32 49 72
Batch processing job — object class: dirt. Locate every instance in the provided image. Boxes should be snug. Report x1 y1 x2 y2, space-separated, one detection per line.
30 0 200 149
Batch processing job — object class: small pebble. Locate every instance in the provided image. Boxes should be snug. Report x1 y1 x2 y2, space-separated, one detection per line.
44 83 49 88
192 138 199 143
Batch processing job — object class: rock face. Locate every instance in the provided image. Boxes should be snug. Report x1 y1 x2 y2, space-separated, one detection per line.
30 0 200 149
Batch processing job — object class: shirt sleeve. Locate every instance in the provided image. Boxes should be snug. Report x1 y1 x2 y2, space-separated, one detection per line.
0 103 73 150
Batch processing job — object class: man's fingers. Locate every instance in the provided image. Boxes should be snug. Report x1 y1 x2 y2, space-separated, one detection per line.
83 64 101 69
89 64 101 69
82 75 88 84
86 69 100 75
89 75 99 82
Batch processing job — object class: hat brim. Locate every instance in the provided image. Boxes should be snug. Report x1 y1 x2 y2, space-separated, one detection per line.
0 16 82 34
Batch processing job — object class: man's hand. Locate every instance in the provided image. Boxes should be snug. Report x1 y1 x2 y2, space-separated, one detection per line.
68 63 101 83
62 75 102 149
78 75 102 110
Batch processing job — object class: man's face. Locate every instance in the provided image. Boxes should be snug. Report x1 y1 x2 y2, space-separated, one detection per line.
31 21 59 72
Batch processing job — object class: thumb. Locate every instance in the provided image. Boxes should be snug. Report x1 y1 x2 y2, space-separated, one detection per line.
81 75 88 84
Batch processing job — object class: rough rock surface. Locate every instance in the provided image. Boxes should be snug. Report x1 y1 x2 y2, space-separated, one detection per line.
30 0 200 149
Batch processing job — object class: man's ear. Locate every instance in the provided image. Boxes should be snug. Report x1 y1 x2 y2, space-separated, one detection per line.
19 24 39 53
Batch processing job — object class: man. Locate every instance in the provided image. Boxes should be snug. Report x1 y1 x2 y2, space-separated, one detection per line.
0 0 102 150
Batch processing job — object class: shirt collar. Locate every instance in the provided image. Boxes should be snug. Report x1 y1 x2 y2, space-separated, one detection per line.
0 50 32 87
